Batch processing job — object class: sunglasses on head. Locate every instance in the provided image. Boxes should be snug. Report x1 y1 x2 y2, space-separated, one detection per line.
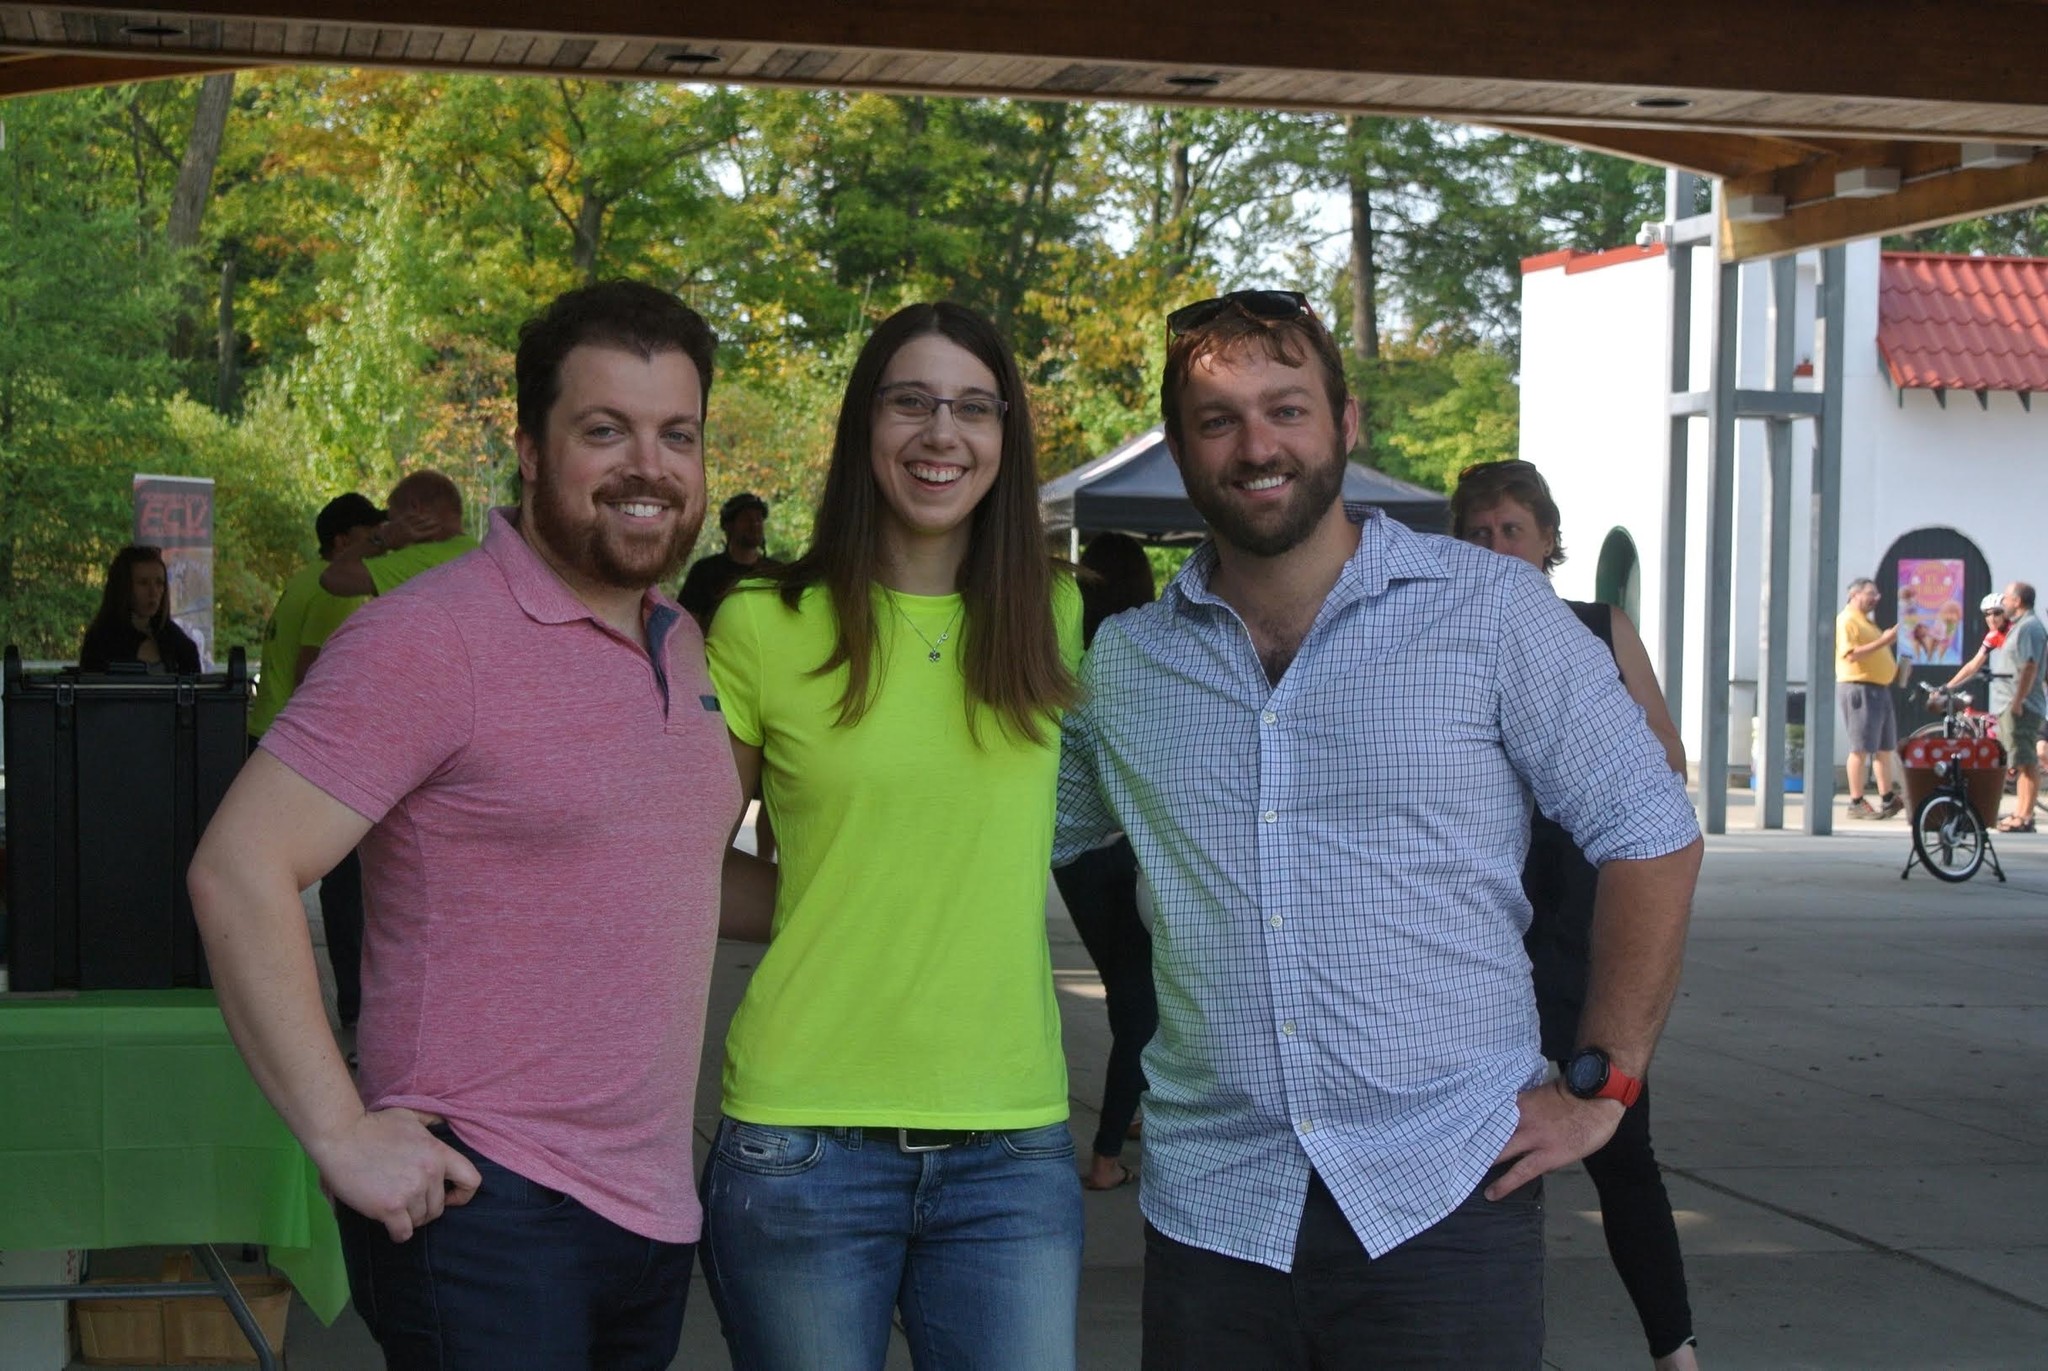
1166 289 1312 337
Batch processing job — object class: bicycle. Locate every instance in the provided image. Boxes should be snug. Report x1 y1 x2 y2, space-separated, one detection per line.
1900 684 2006 883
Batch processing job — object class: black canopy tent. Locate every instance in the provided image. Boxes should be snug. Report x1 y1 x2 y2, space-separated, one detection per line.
1040 427 1452 546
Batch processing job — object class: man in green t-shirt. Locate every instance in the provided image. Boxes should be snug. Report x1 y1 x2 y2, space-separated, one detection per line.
250 492 382 740
250 490 384 1030
321 469 479 599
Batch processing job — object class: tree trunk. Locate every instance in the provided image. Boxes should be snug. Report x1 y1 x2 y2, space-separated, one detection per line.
167 74 235 253
1345 117 1381 458
572 187 607 284
1346 117 1380 363
216 244 240 413
1170 138 1193 277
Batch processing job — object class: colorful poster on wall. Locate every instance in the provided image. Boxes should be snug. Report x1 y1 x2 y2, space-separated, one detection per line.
1897 557 1965 667
134 474 216 670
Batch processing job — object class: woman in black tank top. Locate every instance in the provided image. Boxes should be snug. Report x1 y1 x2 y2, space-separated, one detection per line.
1453 460 1698 1371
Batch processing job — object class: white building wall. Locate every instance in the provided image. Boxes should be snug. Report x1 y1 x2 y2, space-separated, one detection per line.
1519 236 2048 777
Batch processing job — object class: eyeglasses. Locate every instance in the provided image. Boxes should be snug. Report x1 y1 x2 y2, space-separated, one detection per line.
877 385 1009 429
1166 289 1312 337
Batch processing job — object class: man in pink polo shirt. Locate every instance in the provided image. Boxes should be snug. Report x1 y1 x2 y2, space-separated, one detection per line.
190 281 742 1370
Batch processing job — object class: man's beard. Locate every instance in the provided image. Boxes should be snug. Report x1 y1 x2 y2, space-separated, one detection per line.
1184 436 1347 559
530 463 703 592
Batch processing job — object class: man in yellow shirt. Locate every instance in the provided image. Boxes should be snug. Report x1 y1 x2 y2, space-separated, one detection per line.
321 470 479 598
249 491 382 1028
1837 577 1904 819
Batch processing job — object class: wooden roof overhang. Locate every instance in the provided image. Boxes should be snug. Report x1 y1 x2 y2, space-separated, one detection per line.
6 0 2048 262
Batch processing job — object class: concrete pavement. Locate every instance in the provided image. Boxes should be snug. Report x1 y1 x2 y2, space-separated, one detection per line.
122 797 2048 1368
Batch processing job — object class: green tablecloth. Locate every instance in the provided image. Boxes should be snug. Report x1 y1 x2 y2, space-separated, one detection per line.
0 990 348 1322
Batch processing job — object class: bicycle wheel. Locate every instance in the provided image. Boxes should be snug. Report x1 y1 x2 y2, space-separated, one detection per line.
1913 792 1986 882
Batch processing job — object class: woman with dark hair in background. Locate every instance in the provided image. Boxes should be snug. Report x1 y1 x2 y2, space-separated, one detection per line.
78 544 201 673
701 301 1085 1370
1054 531 1158 1191
1452 458 1699 1371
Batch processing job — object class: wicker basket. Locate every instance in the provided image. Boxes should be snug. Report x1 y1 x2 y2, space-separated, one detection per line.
73 1254 290 1366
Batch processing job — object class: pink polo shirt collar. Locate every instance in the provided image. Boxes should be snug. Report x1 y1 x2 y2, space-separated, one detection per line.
481 506 684 643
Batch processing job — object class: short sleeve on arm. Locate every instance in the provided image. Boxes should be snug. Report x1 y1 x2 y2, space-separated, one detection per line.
1053 572 1084 673
299 591 360 649
365 547 421 596
259 596 475 825
705 588 767 747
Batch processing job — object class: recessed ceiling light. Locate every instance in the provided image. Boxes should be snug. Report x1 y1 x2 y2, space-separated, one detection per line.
121 23 187 38
662 50 719 66
1633 96 1693 110
1165 75 1221 89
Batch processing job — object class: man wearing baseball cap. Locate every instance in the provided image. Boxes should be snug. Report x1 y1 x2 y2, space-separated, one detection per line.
248 490 386 1028
677 491 776 631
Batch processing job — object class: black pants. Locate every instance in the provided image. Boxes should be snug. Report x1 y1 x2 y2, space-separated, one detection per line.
1583 1082 1694 1358
1142 1171 1544 1370
1052 839 1156 1158
338 1126 693 1371
319 847 364 1026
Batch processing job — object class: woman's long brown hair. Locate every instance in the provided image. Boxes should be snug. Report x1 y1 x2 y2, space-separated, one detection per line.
774 302 1077 744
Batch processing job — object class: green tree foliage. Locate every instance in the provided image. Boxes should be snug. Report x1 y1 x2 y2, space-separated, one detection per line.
1887 209 2048 258
3 70 1683 658
1360 346 1520 491
1 90 186 657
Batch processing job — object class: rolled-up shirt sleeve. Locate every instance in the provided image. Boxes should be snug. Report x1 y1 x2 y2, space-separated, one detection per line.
1493 565 1699 866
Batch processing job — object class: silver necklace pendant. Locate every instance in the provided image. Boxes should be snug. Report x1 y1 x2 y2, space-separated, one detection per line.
891 594 960 664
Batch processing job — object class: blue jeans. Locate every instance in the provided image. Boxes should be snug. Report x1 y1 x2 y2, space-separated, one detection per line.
337 1125 693 1371
700 1117 1085 1370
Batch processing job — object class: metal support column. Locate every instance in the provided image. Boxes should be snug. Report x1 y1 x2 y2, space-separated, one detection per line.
1660 171 1699 734
1758 256 1798 828
1805 245 1848 833
1701 249 1741 835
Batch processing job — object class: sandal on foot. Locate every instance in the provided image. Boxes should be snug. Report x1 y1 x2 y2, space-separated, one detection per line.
1997 816 2035 833
1083 1162 1137 1192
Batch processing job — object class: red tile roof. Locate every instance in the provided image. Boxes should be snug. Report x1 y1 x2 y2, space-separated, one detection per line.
1519 244 1664 275
1879 252 2048 393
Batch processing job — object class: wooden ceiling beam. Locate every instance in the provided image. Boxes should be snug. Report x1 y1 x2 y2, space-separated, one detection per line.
1721 153 2048 261
38 0 2048 111
1487 122 1820 180
1720 139 2048 207
0 50 244 96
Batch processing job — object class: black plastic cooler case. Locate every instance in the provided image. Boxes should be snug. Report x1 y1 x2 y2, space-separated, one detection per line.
3 645 248 990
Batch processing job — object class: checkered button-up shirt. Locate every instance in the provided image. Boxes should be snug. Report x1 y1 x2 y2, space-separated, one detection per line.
1056 512 1699 1268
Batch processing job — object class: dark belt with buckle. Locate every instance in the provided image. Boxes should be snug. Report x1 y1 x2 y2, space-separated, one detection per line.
851 1127 994 1153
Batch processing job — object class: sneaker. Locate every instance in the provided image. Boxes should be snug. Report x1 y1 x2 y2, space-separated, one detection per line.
1878 792 1904 819
1846 798 1880 819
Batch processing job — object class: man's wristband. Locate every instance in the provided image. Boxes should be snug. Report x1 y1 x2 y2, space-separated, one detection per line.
1563 1048 1643 1108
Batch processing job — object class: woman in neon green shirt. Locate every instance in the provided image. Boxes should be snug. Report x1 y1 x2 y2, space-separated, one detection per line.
703 302 1085 1370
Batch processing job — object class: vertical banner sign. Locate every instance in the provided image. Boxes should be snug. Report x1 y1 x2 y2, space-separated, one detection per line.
1896 557 1964 668
133 474 216 669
